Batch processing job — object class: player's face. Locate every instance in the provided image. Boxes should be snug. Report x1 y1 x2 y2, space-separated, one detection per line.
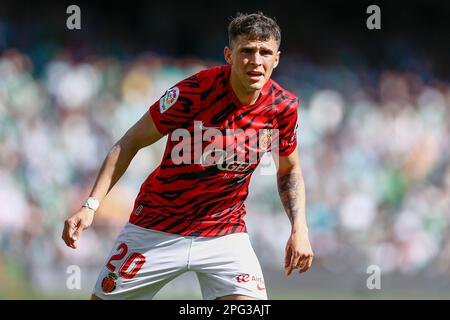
225 36 280 92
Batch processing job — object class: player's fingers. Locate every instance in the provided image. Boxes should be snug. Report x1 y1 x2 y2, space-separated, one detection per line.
64 238 76 249
296 254 308 267
62 221 69 243
69 228 82 250
299 255 314 273
287 252 300 276
67 218 79 239
284 246 292 268
299 260 309 273
63 219 76 246
72 222 87 241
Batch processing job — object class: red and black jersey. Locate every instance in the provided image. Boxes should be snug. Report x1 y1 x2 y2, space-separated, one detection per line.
129 65 299 237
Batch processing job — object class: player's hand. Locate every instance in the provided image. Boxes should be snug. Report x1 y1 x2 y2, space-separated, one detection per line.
62 207 95 249
284 230 314 275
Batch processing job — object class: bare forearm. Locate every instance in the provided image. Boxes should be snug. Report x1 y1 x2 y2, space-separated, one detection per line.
62 111 162 249
277 171 308 233
88 142 138 202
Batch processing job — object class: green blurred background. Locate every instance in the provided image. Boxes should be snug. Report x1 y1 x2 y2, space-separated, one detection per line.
1 0 450 299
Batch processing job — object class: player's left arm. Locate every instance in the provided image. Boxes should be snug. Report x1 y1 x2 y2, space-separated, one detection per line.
276 147 314 275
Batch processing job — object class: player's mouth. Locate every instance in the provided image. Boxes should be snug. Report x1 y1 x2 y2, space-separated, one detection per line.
247 71 264 81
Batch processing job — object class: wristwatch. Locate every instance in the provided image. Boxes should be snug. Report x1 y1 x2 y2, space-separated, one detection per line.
82 197 100 212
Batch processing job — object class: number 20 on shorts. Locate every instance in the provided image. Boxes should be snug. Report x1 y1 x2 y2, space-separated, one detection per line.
106 243 146 279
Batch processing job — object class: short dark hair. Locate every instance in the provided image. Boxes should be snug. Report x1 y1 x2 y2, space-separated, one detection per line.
228 12 281 49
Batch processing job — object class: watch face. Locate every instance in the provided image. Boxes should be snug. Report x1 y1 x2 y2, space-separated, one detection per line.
86 198 99 210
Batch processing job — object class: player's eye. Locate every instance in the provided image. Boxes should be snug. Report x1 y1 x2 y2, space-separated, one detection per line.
242 48 253 54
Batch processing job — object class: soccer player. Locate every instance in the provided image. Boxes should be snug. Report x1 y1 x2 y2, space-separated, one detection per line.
62 12 313 300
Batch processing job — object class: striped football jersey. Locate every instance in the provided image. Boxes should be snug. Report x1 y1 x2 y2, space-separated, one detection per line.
129 65 299 237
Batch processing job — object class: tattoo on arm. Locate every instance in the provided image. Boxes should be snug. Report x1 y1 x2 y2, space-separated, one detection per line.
277 172 301 225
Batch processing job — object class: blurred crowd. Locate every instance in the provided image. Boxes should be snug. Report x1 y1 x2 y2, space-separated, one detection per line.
1 43 450 295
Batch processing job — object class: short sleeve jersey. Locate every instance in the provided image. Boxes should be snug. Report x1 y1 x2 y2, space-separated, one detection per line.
129 65 299 237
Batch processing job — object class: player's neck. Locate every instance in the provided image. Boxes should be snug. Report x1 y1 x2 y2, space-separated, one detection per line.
229 73 261 106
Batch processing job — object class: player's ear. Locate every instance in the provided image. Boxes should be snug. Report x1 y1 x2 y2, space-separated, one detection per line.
273 51 281 69
224 46 232 64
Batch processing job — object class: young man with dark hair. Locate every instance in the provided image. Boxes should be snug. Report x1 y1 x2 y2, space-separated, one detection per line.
62 12 313 300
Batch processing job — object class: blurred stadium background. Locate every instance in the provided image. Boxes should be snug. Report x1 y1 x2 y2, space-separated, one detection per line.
1 0 450 299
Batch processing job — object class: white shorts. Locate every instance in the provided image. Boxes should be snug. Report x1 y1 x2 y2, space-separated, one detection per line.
92 222 267 300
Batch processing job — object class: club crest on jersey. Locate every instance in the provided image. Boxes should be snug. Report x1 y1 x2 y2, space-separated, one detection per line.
101 272 118 293
159 87 179 113
259 129 273 150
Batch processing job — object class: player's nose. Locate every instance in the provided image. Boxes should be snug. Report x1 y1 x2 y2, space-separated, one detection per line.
249 52 262 65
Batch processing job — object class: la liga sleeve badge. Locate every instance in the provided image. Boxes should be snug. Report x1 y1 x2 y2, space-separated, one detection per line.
159 87 180 113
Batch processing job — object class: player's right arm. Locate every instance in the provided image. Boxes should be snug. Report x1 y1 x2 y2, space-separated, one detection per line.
62 112 163 249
